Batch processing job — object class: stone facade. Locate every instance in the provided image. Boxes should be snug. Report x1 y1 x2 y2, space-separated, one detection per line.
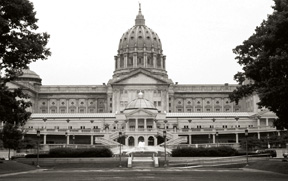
4 7 281 148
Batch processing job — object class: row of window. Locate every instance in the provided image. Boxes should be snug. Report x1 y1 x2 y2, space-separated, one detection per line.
40 108 104 113
28 126 99 130
169 108 240 112
182 125 251 129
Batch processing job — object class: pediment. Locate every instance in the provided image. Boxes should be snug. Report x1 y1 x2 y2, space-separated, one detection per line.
126 108 156 117
110 69 171 85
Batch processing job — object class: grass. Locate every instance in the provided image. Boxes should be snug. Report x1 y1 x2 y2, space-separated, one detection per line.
0 160 37 174
0 158 287 175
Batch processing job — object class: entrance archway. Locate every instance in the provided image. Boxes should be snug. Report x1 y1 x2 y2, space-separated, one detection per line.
148 136 154 146
128 136 134 146
138 136 144 144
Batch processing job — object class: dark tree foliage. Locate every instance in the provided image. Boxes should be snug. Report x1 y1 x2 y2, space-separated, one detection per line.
2 123 23 159
0 0 50 151
229 0 288 129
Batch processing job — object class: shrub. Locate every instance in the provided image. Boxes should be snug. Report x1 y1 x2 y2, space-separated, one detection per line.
172 146 238 157
49 147 113 158
25 147 113 158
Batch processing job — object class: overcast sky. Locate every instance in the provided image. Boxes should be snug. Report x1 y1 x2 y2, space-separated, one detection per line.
29 0 274 85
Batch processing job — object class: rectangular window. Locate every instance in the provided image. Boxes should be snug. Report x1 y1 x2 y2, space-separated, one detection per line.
68 126 72 130
226 109 230 112
98 109 103 113
79 109 85 113
89 109 94 113
110 103 112 107
158 101 161 106
197 109 201 112
70 109 75 113
216 109 220 112
187 109 192 112
80 126 85 129
154 101 157 107
209 125 214 128
197 125 202 128
206 109 210 112
93 126 98 129
178 109 182 112
60 109 66 113
222 125 227 128
41 109 46 113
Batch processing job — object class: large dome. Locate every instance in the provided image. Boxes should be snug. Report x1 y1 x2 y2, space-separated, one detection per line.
112 5 167 79
16 69 42 85
118 10 162 53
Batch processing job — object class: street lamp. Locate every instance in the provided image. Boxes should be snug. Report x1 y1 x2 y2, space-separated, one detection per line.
215 131 219 147
65 132 68 146
245 129 249 166
36 129 40 168
119 131 122 168
163 130 167 167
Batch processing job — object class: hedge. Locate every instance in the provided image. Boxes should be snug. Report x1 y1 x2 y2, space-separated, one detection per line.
25 147 113 158
172 146 238 157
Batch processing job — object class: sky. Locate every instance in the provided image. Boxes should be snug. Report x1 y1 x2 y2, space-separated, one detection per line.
29 0 274 85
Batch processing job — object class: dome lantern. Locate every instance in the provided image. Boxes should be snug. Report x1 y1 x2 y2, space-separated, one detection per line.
135 3 145 26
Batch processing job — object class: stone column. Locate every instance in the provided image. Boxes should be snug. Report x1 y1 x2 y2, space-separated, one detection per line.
125 136 129 146
235 133 239 143
134 136 138 146
154 136 158 146
66 135 70 145
212 134 216 144
144 119 147 131
144 136 148 146
257 118 260 128
278 131 280 136
43 134 47 145
133 53 137 68
47 99 50 113
125 120 129 132
144 53 147 68
189 135 192 145
90 135 94 145
135 119 138 131
124 54 127 68
257 132 260 139
153 120 157 130
266 118 269 127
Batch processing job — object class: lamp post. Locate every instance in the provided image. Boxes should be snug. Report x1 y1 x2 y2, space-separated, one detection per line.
119 131 122 168
36 129 40 168
65 132 68 146
215 131 219 147
245 129 249 166
163 130 167 167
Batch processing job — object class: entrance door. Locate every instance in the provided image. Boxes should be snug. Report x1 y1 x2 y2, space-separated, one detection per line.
148 136 154 146
128 137 135 146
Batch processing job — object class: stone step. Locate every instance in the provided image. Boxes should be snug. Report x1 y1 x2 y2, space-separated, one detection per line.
132 161 154 168
133 157 153 162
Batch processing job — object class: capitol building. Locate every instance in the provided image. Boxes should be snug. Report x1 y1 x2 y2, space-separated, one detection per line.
6 7 280 149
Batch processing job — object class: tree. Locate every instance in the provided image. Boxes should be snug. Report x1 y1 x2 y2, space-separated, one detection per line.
229 0 288 129
2 123 23 159
0 0 50 154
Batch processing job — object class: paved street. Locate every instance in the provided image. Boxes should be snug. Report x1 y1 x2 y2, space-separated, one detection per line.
0 168 287 181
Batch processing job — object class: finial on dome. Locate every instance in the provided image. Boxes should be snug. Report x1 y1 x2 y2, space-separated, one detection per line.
135 3 145 26
138 91 143 99
139 2 141 12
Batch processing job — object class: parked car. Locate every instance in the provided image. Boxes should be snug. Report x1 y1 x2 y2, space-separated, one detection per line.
256 149 277 157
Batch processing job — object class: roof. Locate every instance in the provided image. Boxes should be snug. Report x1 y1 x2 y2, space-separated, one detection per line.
31 113 115 119
166 112 254 118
